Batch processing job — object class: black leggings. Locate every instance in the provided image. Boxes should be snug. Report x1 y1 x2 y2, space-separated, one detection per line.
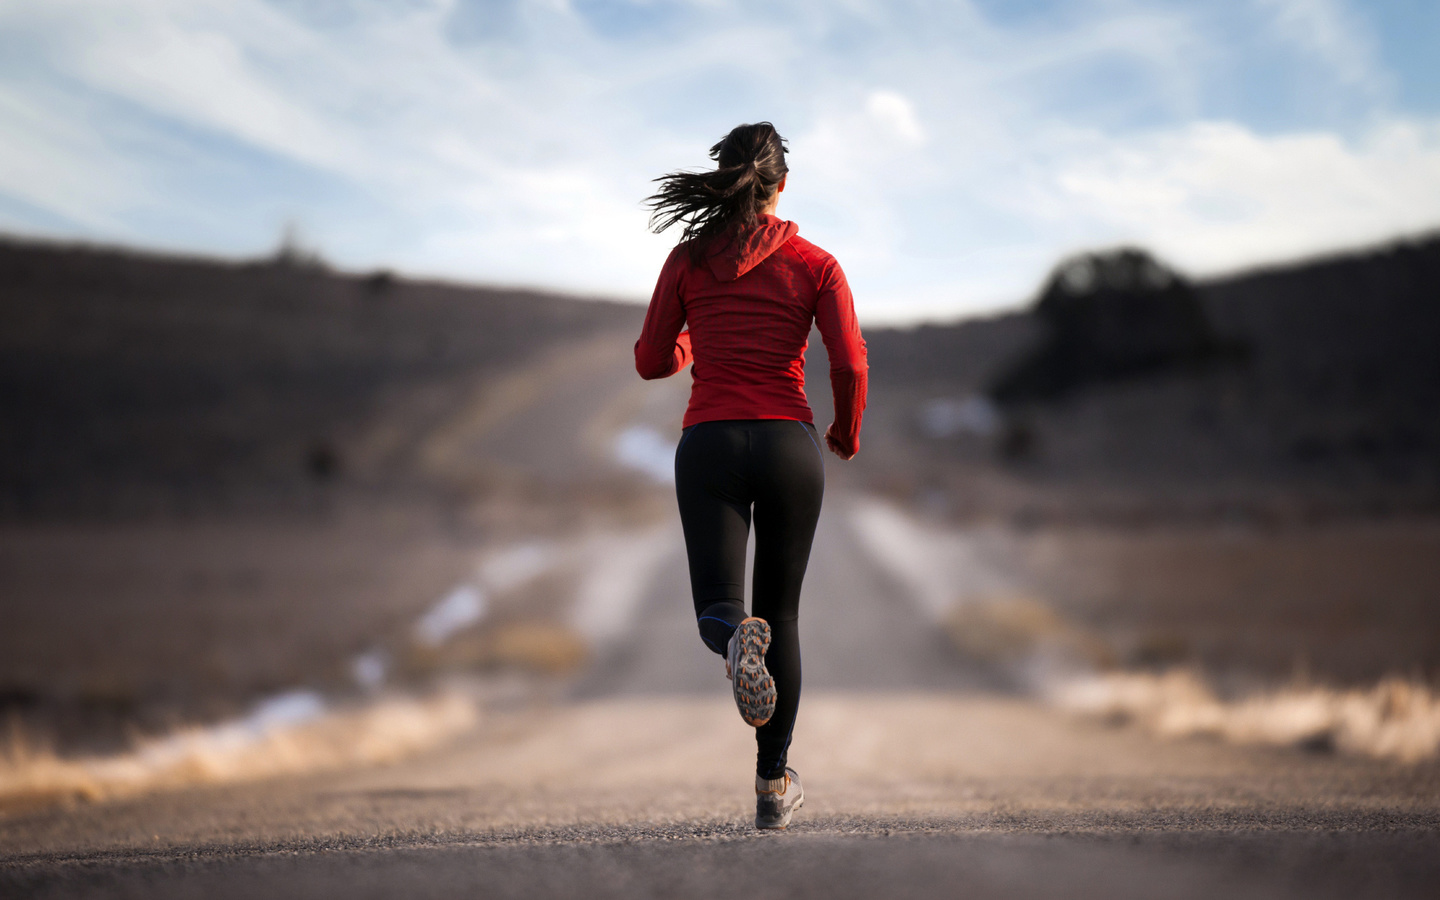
674 418 825 780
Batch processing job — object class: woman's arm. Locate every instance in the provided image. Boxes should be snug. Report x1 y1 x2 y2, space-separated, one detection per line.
634 248 693 380
813 256 868 459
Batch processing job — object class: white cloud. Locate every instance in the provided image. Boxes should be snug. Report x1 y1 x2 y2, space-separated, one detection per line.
1042 117 1440 274
865 90 925 144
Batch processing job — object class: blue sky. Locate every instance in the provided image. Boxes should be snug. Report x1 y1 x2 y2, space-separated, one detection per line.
1 0 1437 323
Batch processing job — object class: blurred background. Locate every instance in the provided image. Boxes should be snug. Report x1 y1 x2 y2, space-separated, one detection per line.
1 0 1439 807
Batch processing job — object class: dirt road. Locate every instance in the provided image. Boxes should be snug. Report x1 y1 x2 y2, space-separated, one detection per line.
3 493 1439 898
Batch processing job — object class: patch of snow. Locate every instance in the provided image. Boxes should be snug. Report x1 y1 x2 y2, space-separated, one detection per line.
918 395 1000 438
613 425 676 484
414 584 488 647
351 649 388 690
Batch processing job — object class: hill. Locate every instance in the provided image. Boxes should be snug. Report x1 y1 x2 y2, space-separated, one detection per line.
0 239 646 520
849 233 1440 523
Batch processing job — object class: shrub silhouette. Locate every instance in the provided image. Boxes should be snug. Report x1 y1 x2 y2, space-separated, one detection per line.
988 248 1240 405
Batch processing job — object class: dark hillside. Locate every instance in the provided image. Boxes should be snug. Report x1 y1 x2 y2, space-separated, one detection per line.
1203 238 1440 473
0 239 642 519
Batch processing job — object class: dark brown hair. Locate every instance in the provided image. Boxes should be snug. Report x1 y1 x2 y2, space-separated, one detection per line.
645 122 789 259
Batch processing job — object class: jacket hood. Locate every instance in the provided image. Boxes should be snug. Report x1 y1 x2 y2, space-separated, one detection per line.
704 215 799 282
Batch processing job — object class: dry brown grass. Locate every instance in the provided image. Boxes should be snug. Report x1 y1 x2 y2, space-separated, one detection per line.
1051 670 1440 763
0 691 477 813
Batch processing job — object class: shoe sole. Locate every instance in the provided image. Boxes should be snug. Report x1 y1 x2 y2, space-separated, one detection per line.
731 617 776 727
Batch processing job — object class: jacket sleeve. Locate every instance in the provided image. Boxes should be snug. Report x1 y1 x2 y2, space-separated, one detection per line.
813 255 868 457
634 248 693 380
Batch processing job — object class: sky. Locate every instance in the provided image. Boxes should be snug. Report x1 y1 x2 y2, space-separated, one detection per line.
1 0 1438 324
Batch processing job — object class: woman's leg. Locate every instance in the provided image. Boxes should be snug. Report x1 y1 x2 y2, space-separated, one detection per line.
749 420 825 780
674 422 753 655
674 419 825 780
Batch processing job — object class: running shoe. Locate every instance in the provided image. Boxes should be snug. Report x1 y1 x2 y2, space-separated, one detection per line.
755 767 804 830
726 617 776 727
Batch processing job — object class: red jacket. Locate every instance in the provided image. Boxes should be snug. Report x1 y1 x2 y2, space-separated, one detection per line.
635 215 868 457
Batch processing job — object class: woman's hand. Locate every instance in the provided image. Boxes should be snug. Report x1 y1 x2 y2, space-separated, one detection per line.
824 423 856 460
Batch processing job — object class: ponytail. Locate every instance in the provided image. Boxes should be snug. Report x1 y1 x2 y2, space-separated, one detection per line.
645 122 789 261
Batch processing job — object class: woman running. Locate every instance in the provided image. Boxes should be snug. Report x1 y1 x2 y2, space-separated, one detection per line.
634 121 868 830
